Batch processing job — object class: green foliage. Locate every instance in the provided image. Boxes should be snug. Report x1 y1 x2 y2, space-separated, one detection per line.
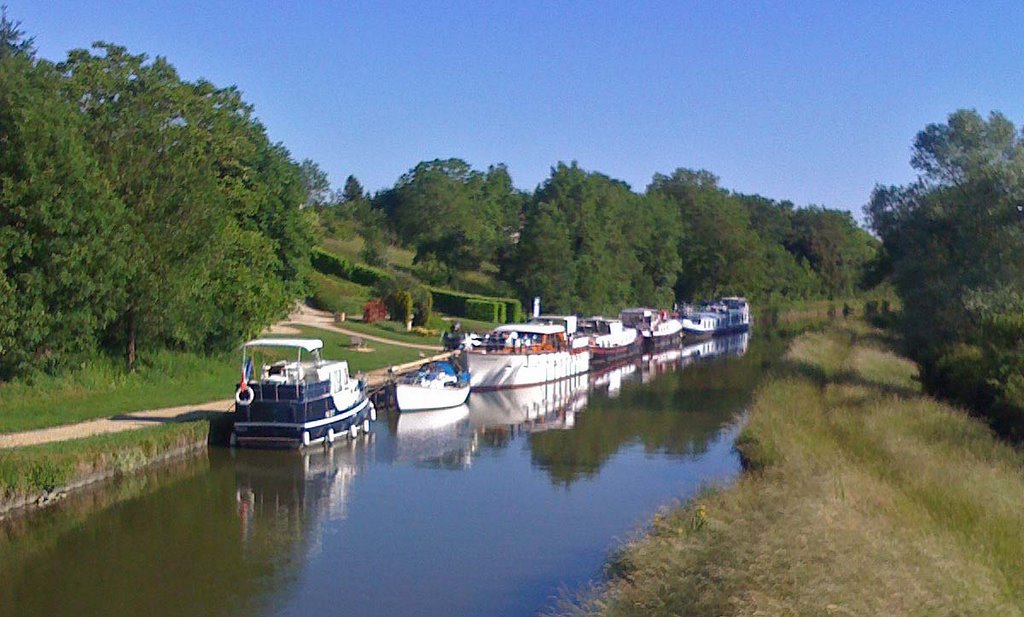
867 109 1024 436
385 290 414 325
307 271 370 316
428 287 522 323
465 299 504 323
0 55 130 378
311 247 393 287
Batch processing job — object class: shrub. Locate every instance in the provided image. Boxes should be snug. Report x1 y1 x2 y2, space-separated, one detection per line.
362 298 388 323
466 298 502 323
386 290 414 325
429 287 522 323
311 247 392 287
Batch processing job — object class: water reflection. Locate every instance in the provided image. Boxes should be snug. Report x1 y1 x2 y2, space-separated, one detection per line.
234 446 361 549
393 404 476 469
2 329 779 617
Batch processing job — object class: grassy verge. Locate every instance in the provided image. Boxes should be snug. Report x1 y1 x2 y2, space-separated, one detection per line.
332 318 444 346
308 270 372 316
0 421 208 508
557 321 1024 616
0 325 424 434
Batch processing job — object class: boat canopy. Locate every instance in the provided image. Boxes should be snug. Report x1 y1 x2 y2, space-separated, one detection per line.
492 323 564 335
242 338 324 352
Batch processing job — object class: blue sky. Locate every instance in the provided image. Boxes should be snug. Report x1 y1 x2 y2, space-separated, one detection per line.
10 1 1024 214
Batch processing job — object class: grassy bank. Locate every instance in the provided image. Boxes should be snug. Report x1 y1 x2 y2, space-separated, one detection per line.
0 421 209 512
558 321 1024 616
0 325 423 434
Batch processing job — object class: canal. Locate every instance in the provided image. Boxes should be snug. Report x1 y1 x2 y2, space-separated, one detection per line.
1 331 782 617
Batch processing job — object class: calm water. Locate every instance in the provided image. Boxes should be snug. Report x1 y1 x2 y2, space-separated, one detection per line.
1 332 781 617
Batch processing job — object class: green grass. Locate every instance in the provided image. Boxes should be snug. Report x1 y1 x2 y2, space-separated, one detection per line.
555 321 1024 616
0 421 208 503
332 318 443 346
0 325 425 434
308 270 371 316
320 235 415 268
284 325 424 373
0 350 239 434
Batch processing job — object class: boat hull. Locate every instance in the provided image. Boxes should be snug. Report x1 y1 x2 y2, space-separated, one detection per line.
589 338 643 367
682 322 750 338
395 383 471 411
234 396 374 448
466 349 590 391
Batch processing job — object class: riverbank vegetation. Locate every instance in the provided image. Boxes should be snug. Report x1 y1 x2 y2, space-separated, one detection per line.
0 421 210 512
867 109 1024 439
555 322 1024 616
0 325 422 434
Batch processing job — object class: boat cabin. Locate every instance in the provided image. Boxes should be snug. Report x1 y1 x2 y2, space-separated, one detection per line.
481 323 570 353
579 317 626 337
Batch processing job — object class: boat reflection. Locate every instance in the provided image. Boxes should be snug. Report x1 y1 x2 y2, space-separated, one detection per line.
393 404 477 469
681 331 750 365
469 377 588 436
588 361 640 398
234 445 362 548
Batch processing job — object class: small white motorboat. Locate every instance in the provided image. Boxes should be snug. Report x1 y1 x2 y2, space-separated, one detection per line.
395 360 471 411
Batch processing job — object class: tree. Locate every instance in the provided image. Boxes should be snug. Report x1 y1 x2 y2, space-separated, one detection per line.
0 5 34 60
0 55 129 377
342 175 365 203
298 158 330 209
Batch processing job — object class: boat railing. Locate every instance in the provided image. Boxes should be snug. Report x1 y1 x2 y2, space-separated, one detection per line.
249 379 332 402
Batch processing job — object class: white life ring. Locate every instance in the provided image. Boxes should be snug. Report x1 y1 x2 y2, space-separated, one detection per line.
235 387 254 406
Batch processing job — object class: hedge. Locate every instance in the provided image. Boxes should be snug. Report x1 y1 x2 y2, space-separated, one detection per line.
465 298 503 323
311 247 392 287
429 287 523 323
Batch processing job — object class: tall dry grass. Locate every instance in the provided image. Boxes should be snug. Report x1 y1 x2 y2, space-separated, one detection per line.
555 321 1024 616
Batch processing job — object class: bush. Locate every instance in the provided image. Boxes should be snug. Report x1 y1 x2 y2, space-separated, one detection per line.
362 298 388 323
466 298 503 323
311 247 392 287
386 290 414 326
429 287 522 323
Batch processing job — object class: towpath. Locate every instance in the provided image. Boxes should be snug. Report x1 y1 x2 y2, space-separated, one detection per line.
0 306 447 449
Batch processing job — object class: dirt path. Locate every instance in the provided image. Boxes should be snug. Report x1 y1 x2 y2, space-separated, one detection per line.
283 305 443 351
0 306 449 448
0 399 235 449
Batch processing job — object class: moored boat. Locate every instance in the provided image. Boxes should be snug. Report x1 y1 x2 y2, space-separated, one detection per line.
231 338 375 448
620 307 683 353
465 317 590 391
680 297 751 338
395 360 471 411
580 316 641 367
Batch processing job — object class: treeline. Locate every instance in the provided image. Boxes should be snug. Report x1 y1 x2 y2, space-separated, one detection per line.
867 109 1024 438
0 18 312 379
325 161 878 315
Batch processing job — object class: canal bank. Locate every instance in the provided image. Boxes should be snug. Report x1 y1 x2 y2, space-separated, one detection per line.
558 321 1024 616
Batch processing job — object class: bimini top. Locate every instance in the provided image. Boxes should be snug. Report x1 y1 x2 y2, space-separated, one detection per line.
242 338 324 352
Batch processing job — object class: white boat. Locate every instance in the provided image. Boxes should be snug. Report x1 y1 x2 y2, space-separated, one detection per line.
232 338 374 448
681 297 751 338
580 317 641 367
620 308 683 353
465 317 590 391
394 360 471 411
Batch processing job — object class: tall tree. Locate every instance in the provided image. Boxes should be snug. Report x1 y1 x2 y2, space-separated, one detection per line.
0 55 129 377
0 5 34 60
298 158 330 209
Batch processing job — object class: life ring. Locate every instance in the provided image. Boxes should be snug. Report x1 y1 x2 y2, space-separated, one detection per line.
235 387 254 406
